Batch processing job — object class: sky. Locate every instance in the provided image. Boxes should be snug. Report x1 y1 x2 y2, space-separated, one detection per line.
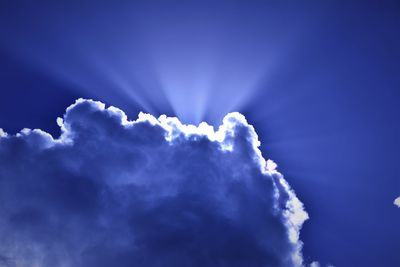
0 1 399 266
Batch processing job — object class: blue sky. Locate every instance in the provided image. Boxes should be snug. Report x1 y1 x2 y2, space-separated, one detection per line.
0 1 399 266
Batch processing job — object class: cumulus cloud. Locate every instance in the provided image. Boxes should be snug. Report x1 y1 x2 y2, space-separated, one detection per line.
394 196 400 208
0 99 309 267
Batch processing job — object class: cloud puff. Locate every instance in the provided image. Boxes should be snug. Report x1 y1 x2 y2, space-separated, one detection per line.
394 197 400 208
0 99 308 267
309 261 334 267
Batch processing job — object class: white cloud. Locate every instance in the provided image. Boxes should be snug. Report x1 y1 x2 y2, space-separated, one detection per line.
309 261 335 267
394 196 400 208
0 128 7 137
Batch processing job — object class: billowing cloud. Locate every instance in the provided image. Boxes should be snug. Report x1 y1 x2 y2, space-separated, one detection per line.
394 196 400 208
0 99 308 267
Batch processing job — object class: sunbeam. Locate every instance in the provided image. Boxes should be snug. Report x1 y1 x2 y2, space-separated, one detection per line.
1 1 399 266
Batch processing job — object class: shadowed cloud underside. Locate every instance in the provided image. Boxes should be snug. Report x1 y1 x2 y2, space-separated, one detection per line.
0 99 308 267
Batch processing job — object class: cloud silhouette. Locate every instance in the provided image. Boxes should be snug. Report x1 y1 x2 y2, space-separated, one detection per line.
0 99 308 267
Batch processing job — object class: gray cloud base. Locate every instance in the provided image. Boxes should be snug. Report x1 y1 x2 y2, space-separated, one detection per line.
0 99 308 267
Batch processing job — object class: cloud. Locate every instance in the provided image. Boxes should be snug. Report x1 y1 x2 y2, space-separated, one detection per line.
0 99 308 267
394 197 400 208
309 261 335 267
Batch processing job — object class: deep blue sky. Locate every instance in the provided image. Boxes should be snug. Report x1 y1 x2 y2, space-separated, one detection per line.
0 1 399 266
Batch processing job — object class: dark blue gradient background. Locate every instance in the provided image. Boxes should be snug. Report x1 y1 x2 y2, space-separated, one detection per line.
0 1 399 266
